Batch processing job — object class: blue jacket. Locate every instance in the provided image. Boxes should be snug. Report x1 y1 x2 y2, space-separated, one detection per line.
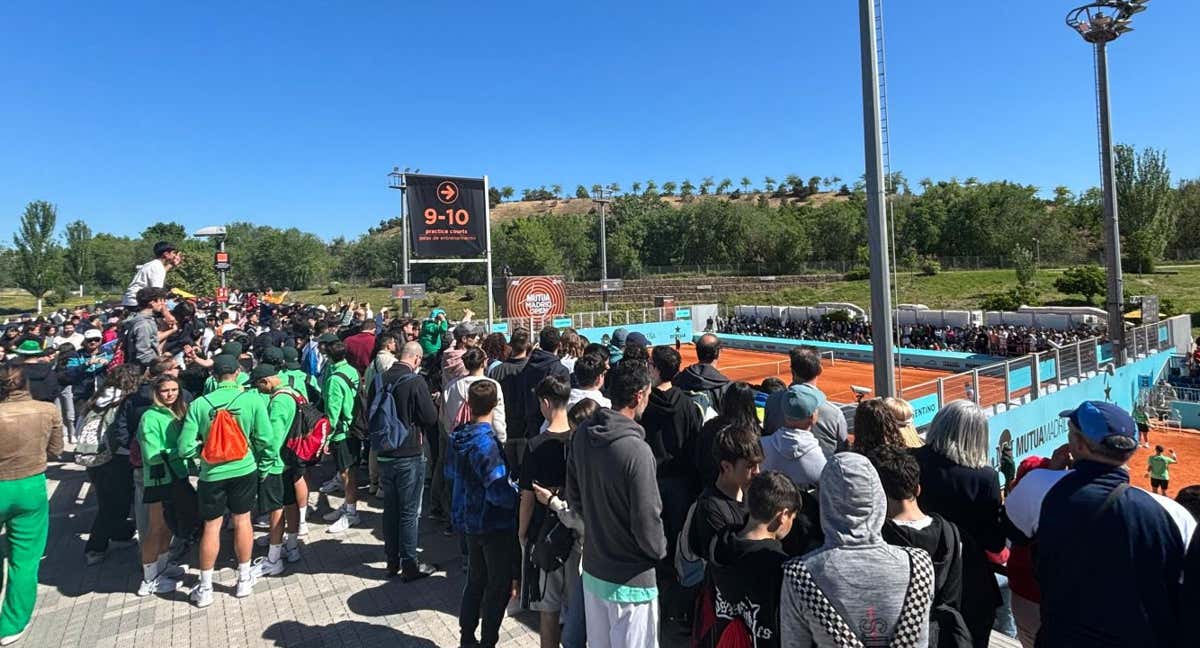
1035 460 1187 647
446 421 518 535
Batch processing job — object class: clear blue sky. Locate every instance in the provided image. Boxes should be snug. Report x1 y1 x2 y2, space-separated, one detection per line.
2 1 1196 243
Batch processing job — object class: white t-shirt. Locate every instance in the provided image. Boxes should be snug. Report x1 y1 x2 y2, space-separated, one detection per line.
121 259 167 306
52 333 84 349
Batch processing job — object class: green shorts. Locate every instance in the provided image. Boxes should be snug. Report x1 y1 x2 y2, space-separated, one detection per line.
257 472 285 513
333 437 361 472
197 473 257 521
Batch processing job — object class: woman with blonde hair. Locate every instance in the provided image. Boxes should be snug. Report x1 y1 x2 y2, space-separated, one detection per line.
135 375 192 596
883 397 924 448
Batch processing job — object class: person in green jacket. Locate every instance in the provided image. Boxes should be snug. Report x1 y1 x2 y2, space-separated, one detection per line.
177 355 272 608
136 375 190 597
249 364 298 577
281 346 320 404
418 309 449 356
202 368 249 394
320 340 361 534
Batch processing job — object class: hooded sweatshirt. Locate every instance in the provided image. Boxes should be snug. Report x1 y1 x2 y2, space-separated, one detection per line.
565 408 666 595
781 453 932 647
441 346 468 392
122 311 160 368
708 529 789 648
674 362 731 411
446 421 518 535
760 426 826 490
882 513 964 612
640 385 703 481
515 348 570 440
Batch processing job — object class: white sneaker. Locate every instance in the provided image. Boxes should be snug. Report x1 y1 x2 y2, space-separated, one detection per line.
255 534 270 548
235 573 258 598
189 585 214 608
322 504 347 522
250 557 285 578
326 511 360 534
297 522 309 537
285 545 301 563
137 576 180 597
253 515 270 530
0 627 27 646
318 476 342 494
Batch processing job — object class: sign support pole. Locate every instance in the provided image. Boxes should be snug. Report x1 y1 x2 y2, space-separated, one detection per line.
400 176 412 317
484 175 495 327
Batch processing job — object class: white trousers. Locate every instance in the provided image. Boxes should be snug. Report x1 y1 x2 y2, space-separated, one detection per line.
583 587 659 648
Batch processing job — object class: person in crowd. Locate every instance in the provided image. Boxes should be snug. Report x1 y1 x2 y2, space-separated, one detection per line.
687 425 761 569
81 365 144 566
177 354 272 607
134 375 191 596
248 364 293 578
442 317 481 392
66 328 111 407
320 340 361 533
480 332 510 372
443 348 506 443
763 346 848 457
567 352 610 409
375 341 440 581
870 445 968 644
121 241 183 309
123 287 172 371
342 318 377 375
518 375 575 648
760 385 826 490
913 400 1005 648
696 382 763 486
781 452 934 647
280 346 319 404
364 333 400 496
1028 402 1194 647
418 308 450 356
706 471 800 648
558 330 583 373
1147 444 1179 495
11 340 62 404
884 396 925 448
640 345 704 560
1176 484 1200 520
0 364 62 645
514 326 571 460
852 397 908 455
606 328 628 365
565 361 666 648
488 328 531 467
675 333 731 412
448 380 519 648
52 322 83 350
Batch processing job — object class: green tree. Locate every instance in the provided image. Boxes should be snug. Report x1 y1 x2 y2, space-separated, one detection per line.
551 184 563 198
785 174 803 196
1115 144 1176 273
716 178 732 195
141 221 187 246
575 185 589 199
13 201 60 312
607 182 621 195
644 179 657 196
172 238 220 296
763 176 776 193
63 220 94 295
631 181 642 195
1170 178 1200 257
488 186 501 208
500 186 515 201
741 177 752 193
808 176 821 194
1012 245 1036 289
700 177 715 195
1054 264 1106 305
661 181 677 197
680 179 695 198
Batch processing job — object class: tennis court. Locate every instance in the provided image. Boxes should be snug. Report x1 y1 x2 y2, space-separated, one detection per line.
676 344 958 404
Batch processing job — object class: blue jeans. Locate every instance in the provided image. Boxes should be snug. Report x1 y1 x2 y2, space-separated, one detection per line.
380 455 426 565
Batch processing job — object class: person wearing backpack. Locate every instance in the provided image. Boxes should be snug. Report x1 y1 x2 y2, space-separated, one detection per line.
280 345 320 405
374 341 440 581
869 446 971 648
674 333 731 414
177 354 272 608
780 452 934 647
248 363 304 576
707 471 801 648
0 364 62 646
447 380 520 648
319 340 362 533
135 375 192 597
79 365 144 566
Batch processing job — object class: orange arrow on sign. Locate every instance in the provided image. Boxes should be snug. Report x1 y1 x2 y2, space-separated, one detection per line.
439 183 456 201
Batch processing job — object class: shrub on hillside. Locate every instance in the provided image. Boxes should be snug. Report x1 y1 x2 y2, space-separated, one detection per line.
981 285 1039 312
461 287 477 301
325 281 341 295
844 267 871 281
1054 264 1105 305
919 256 941 276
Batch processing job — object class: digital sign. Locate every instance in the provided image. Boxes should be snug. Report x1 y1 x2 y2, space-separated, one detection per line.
405 174 488 258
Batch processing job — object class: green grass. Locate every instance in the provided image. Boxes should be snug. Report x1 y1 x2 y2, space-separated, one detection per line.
0 289 121 317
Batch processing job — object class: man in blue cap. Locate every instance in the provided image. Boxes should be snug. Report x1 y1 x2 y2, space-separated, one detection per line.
1030 401 1195 647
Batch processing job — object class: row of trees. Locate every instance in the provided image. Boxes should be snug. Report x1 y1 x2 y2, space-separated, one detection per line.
499 175 850 204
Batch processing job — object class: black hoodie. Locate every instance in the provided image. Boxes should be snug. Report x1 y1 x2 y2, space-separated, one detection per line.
640 386 703 482
565 408 666 589
514 348 569 440
882 513 964 611
673 362 731 411
707 528 789 648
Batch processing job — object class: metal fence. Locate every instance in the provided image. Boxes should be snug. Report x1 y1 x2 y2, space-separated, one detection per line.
901 316 1182 415
493 305 691 333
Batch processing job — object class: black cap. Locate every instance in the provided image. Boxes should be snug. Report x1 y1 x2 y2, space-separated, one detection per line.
250 363 278 383
212 354 240 376
262 346 285 367
317 333 338 344
154 241 177 257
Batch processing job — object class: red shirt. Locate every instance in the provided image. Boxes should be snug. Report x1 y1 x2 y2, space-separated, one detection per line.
343 331 376 374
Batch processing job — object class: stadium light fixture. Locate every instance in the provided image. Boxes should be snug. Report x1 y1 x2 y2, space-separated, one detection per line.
1065 0 1148 366
388 166 413 316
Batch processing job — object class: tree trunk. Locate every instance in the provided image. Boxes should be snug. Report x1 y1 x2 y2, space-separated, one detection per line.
36 297 43 314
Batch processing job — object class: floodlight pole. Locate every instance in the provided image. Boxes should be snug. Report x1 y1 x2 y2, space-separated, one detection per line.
1095 41 1126 365
593 188 611 311
388 168 412 317
859 0 896 397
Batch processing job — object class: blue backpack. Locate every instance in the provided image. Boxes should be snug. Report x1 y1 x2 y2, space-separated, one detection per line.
367 371 420 452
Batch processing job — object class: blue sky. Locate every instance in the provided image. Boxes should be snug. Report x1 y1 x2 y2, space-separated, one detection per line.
1 1 1195 243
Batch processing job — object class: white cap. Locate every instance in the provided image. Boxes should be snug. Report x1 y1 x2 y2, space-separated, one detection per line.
83 329 103 340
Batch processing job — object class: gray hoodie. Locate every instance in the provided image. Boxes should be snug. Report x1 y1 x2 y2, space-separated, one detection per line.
565 408 666 589
760 426 826 490
781 453 931 647
122 312 159 368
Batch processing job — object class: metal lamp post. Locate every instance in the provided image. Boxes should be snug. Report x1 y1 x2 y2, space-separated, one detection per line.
387 167 412 316
1066 0 1149 365
592 187 612 311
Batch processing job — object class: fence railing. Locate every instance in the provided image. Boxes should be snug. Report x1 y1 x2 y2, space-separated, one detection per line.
490 305 694 334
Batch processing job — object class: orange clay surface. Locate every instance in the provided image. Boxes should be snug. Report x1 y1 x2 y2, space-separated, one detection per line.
676 344 958 404
1128 427 1200 494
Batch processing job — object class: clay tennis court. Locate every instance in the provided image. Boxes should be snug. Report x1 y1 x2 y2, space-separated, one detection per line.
677 344 958 404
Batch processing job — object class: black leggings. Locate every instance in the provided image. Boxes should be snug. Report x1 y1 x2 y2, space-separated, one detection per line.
85 454 136 553
460 531 517 648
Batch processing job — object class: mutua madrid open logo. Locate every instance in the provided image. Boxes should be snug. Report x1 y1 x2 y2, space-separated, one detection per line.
506 276 567 319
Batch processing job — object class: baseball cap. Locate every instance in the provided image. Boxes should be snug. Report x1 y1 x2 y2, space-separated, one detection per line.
626 331 650 347
282 346 301 370
317 332 338 344
1059 401 1138 448
212 354 240 376
83 329 103 340
783 384 825 421
611 328 629 347
153 241 177 257
455 321 483 338
221 341 244 357
261 346 285 367
250 363 278 383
